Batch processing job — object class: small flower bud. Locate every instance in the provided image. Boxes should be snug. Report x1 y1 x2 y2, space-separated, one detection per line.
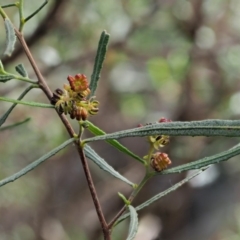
158 117 172 123
150 152 171 172
73 107 88 121
55 88 64 95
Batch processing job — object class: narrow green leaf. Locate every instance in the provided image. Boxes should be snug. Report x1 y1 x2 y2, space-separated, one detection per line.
15 63 28 77
84 144 136 187
1 3 17 8
160 143 240 175
84 119 240 143
115 167 207 226
0 117 30 131
0 96 54 108
0 85 36 126
86 121 145 164
0 60 4 72
89 30 110 97
126 205 138 240
0 74 14 82
25 1 48 22
118 192 130 205
0 138 75 187
3 18 16 56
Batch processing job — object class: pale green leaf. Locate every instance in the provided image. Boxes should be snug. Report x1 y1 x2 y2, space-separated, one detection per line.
0 117 30 131
0 138 75 187
89 30 110 97
86 121 145 164
0 85 35 126
84 120 240 142
115 167 207 226
160 143 240 174
84 145 136 187
126 205 138 240
3 18 16 56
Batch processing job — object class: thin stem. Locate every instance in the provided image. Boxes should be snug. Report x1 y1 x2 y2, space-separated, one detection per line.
5 72 37 84
108 145 154 229
77 141 111 240
78 120 85 139
14 26 111 240
0 6 8 19
25 0 48 23
18 0 25 32
146 145 155 173
1 4 17 9
108 173 151 229
0 96 53 108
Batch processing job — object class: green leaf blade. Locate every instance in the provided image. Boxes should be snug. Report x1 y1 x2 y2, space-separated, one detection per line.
84 144 136 187
0 117 30 131
86 121 145 164
3 18 16 56
0 74 14 82
84 119 240 142
0 85 35 127
161 143 240 175
15 63 28 77
126 205 138 240
89 30 110 97
0 138 75 188
115 167 207 226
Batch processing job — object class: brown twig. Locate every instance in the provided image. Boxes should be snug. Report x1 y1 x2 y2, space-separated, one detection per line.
108 205 126 229
77 144 110 240
14 28 111 240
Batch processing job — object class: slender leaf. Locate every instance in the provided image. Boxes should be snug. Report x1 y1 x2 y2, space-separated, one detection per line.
0 117 30 131
84 119 240 143
89 30 110 97
84 144 136 187
0 60 4 72
0 138 75 188
118 192 130 205
3 18 16 56
115 167 207 226
0 74 14 82
0 96 54 108
15 63 28 77
0 85 36 126
160 143 240 175
126 205 138 240
86 121 145 164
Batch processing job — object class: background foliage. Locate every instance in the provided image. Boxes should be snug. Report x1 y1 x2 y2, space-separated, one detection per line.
1 0 240 239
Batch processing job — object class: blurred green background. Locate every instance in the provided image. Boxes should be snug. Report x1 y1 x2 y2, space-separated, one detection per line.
1 0 240 239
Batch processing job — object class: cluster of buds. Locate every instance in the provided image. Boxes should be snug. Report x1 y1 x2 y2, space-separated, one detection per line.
140 117 172 172
51 74 99 121
150 152 171 172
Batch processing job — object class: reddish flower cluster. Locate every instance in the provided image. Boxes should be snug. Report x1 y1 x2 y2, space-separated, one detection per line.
51 74 99 121
150 152 171 172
